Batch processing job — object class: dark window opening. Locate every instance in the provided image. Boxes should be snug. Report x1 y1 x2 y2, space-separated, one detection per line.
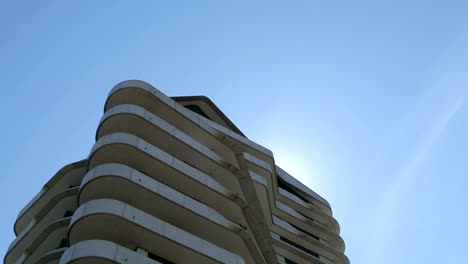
63 210 74 217
284 257 298 264
297 211 316 223
277 176 310 204
290 222 320 241
148 251 176 264
184 104 211 120
280 236 319 259
56 239 68 249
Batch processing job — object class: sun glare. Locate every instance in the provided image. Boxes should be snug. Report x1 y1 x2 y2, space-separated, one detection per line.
273 149 323 191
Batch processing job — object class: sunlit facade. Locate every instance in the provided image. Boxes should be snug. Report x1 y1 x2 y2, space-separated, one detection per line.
5 80 349 264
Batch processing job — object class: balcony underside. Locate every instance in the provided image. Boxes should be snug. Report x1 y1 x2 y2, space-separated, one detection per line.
15 161 86 235
79 163 255 262
6 189 77 264
88 132 247 224
69 199 245 264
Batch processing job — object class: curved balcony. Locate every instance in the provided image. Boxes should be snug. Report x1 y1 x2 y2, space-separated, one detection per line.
271 232 333 264
272 216 349 264
96 104 243 194
98 103 240 167
242 168 346 259
69 199 246 264
275 201 345 252
243 166 343 254
104 80 273 161
248 169 274 224
242 142 342 249
276 167 332 216
4 217 70 264
60 240 163 264
14 160 86 235
36 247 66 264
88 132 248 222
6 188 77 264
277 187 340 235
79 163 259 262
243 152 275 191
243 152 273 174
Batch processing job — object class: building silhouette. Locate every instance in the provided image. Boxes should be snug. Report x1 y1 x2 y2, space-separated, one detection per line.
5 80 349 264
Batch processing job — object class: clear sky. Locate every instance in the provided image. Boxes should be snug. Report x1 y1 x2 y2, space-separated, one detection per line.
1 1 468 263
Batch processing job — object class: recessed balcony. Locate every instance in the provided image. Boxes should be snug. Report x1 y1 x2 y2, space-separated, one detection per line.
36 247 66 264
14 161 86 235
4 217 70 264
277 187 340 235
272 216 349 264
275 201 345 252
5 188 78 264
272 232 334 264
276 167 332 215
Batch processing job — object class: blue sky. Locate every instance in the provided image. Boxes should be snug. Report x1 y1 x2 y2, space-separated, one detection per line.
1 1 468 263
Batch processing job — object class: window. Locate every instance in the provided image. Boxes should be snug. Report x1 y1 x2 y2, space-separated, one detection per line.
280 236 319 258
285 258 297 264
277 176 310 204
63 210 74 217
297 211 316 223
148 251 176 264
184 105 211 120
290 222 320 241
56 239 67 249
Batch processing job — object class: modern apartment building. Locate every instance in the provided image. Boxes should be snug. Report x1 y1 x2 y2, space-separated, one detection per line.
5 80 349 264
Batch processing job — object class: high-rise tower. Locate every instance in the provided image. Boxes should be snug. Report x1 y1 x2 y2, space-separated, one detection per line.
5 80 349 264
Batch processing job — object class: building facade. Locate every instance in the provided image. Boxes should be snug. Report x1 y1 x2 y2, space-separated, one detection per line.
5 80 349 264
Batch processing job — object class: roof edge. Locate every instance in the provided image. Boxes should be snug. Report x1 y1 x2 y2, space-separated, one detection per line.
171 95 246 138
